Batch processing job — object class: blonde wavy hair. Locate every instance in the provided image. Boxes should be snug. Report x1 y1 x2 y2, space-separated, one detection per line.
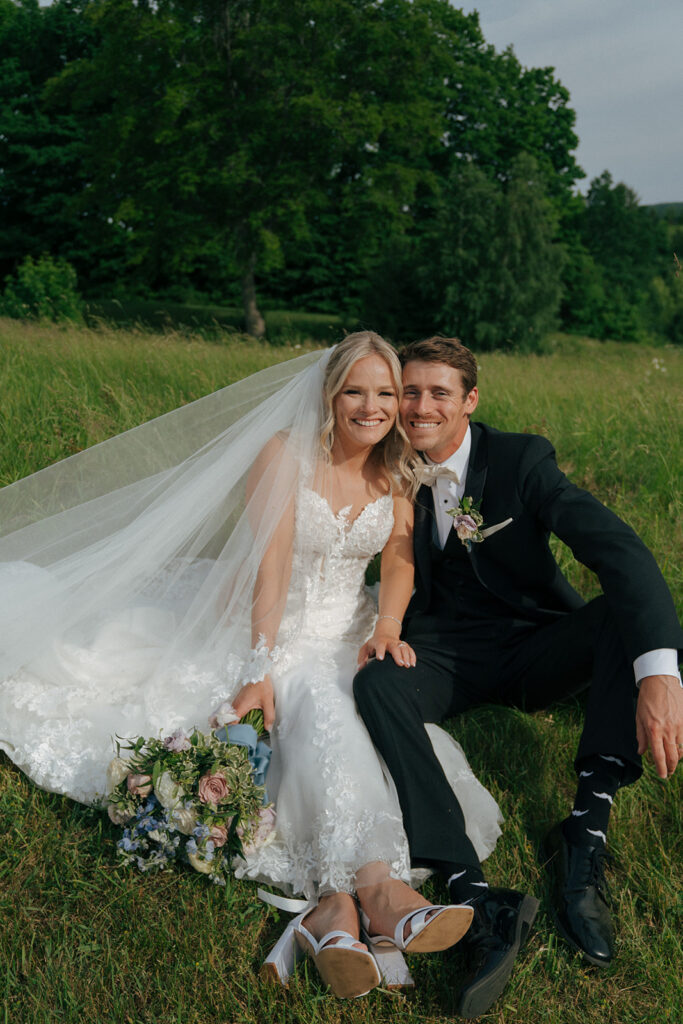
320 331 417 495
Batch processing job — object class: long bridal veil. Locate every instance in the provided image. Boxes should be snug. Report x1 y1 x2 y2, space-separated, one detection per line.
0 348 331 802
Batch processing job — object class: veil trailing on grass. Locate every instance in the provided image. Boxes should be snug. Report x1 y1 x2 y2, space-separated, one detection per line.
0 348 330 802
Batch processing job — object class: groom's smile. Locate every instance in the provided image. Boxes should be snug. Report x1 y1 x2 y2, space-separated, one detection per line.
400 360 479 462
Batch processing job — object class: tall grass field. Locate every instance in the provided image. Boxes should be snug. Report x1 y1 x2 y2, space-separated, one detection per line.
1 319 681 1024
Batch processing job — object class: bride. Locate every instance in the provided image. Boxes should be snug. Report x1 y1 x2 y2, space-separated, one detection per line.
0 331 502 998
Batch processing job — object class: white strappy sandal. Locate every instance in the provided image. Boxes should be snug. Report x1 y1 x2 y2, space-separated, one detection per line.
361 902 473 954
259 889 415 993
292 909 382 999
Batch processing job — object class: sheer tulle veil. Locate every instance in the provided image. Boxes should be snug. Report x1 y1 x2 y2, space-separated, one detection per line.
0 347 339 801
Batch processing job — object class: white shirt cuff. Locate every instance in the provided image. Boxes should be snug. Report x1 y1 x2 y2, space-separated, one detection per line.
633 649 682 687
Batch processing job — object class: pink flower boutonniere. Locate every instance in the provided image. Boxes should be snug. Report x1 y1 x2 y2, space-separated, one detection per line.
446 496 485 550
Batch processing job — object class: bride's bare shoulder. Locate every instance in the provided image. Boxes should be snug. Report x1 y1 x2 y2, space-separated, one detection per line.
258 430 290 460
247 430 307 490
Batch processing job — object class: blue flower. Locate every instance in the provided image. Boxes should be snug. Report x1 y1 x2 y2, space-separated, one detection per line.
186 838 198 856
138 816 159 833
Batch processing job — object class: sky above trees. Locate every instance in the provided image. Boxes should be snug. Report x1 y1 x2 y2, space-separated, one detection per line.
469 0 683 204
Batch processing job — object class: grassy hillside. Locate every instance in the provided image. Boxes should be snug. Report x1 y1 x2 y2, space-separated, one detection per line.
1 320 681 1024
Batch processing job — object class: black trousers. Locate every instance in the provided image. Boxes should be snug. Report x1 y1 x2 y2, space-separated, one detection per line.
353 596 639 869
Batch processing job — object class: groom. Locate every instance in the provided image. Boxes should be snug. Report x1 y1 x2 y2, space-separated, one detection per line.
354 336 683 1017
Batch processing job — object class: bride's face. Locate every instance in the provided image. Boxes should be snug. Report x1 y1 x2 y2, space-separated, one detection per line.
333 354 399 452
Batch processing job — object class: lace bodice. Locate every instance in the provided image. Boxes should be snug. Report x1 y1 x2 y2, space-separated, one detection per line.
277 487 394 649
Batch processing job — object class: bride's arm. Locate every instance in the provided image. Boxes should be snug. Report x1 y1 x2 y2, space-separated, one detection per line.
358 493 417 669
213 436 295 731
247 446 295 653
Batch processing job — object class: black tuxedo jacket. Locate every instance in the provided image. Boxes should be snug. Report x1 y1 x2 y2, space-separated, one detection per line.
409 421 683 665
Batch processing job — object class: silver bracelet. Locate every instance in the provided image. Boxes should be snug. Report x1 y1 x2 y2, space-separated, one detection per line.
376 615 402 629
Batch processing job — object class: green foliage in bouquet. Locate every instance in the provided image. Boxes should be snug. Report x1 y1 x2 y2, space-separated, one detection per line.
240 708 266 736
106 727 273 885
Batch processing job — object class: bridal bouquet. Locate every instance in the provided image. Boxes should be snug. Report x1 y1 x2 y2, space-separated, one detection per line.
106 717 274 885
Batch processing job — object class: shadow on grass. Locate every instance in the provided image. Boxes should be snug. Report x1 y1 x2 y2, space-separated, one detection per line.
444 695 588 844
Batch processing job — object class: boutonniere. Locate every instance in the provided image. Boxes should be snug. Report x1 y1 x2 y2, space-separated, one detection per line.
446 496 485 550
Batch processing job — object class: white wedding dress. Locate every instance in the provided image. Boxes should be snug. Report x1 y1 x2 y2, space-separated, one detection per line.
235 484 502 898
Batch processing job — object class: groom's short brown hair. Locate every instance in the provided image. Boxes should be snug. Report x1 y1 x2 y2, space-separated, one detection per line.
399 336 478 395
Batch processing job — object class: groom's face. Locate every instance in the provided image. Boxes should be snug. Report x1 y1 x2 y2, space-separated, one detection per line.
400 360 478 462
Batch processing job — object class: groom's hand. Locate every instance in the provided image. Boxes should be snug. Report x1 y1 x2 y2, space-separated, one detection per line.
232 676 276 732
636 674 683 779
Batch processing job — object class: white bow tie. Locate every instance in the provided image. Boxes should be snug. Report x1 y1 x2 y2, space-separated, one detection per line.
414 463 461 486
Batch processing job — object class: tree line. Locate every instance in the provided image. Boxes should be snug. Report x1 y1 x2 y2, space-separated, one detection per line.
1 0 682 346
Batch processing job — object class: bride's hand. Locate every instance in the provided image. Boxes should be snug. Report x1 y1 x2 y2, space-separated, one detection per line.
358 634 416 669
231 675 276 731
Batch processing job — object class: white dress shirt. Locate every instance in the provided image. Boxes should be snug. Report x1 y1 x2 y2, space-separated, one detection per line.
429 426 472 548
424 426 680 687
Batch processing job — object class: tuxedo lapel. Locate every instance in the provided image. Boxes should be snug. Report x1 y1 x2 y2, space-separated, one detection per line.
464 423 489 573
464 422 488 506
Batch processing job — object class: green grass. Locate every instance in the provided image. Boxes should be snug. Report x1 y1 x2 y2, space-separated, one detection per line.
1 320 681 1023
0 318 320 485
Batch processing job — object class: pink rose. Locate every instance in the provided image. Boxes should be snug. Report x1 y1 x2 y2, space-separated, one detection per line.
209 825 228 848
451 514 478 541
198 772 229 804
126 773 153 798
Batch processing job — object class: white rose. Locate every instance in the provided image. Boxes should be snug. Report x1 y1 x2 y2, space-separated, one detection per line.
187 850 213 874
107 803 133 825
106 757 130 793
208 700 240 729
154 770 185 810
170 806 197 835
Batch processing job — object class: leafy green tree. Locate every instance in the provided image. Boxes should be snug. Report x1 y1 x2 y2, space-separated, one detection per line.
581 173 668 291
54 0 466 334
560 173 672 341
2 1 584 341
47 0 583 335
0 0 120 287
646 258 683 345
430 154 565 350
264 4 582 325
438 34 581 206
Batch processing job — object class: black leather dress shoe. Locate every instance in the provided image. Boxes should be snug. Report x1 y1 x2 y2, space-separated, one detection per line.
454 887 540 1019
544 823 615 967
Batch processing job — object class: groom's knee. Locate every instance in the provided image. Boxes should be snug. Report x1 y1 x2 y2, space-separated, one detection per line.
353 658 403 716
